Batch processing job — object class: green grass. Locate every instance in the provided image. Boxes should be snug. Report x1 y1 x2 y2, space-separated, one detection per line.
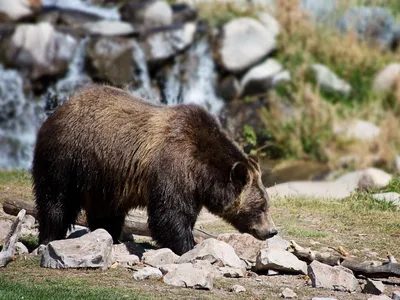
0 170 31 186
0 276 147 300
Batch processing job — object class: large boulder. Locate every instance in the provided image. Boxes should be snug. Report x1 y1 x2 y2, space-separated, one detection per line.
335 168 392 190
177 238 244 269
162 263 214 290
0 0 41 21
217 233 267 262
85 37 135 86
120 0 173 30
308 260 358 292
40 229 113 270
216 17 277 73
141 22 196 63
255 248 307 275
1 22 77 80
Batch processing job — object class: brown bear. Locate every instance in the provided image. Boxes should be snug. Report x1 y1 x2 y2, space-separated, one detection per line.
32 84 277 255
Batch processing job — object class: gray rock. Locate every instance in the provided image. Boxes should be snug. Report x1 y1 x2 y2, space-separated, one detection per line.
310 64 351 96
133 266 163 280
142 22 196 63
163 263 213 290
1 22 77 80
281 287 297 298
0 0 41 21
308 260 358 292
240 58 284 96
373 63 400 93
111 243 140 269
267 235 291 251
255 249 307 275
15 242 29 255
217 75 241 102
333 119 381 142
338 7 396 48
83 20 136 36
362 278 385 295
218 266 245 278
392 291 400 300
231 284 246 293
0 219 13 243
31 244 46 256
257 12 280 37
85 37 135 86
267 181 355 200
66 225 89 239
368 296 392 300
268 269 279 276
373 193 400 207
177 238 244 269
217 17 276 73
40 229 113 270
120 0 173 29
22 215 36 229
217 233 267 262
335 168 392 190
142 248 179 267
272 70 291 86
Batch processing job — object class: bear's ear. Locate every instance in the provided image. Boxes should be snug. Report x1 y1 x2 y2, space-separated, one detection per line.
230 162 249 188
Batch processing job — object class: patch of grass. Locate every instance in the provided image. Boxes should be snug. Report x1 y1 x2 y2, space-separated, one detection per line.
0 170 31 186
0 170 33 204
18 234 39 252
286 228 328 238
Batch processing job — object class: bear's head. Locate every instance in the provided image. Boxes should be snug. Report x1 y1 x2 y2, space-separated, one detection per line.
222 154 277 240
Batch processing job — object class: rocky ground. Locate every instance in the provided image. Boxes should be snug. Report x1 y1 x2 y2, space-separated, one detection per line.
0 170 399 300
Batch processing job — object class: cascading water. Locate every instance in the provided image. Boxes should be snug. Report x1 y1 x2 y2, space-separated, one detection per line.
0 66 45 170
161 38 224 115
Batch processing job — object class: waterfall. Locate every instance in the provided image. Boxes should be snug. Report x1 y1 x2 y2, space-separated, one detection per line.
0 66 45 170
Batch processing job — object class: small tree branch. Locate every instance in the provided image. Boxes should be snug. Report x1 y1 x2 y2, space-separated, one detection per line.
0 209 26 267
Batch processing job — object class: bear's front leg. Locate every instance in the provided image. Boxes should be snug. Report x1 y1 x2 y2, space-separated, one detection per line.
147 206 196 256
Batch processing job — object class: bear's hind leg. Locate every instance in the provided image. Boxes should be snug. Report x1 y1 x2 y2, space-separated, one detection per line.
35 185 82 245
86 214 125 243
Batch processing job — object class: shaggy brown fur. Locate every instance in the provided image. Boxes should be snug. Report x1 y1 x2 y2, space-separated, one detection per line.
32 84 277 255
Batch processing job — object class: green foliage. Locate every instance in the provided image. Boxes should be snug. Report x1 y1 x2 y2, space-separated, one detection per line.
18 234 39 252
242 125 257 148
0 170 31 185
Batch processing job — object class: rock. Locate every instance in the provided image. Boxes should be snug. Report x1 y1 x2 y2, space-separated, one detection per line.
267 235 291 252
111 243 141 268
333 120 381 142
217 233 267 262
240 58 284 96
83 20 136 36
231 284 246 293
217 75 241 102
338 7 396 48
0 0 41 21
1 22 77 81
268 269 279 276
335 168 392 190
31 244 46 256
142 248 179 267
22 215 36 229
141 22 196 63
266 181 355 200
373 63 400 93
218 266 245 278
171 3 197 23
40 229 113 270
217 17 277 73
392 291 400 300
373 193 400 207
133 266 163 280
310 64 351 96
177 238 244 269
15 242 29 255
257 12 280 37
255 249 307 275
281 287 297 299
66 225 89 239
163 263 213 290
362 278 385 295
120 0 172 29
159 260 218 277
85 37 135 86
272 70 291 86
368 296 392 300
308 260 358 292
